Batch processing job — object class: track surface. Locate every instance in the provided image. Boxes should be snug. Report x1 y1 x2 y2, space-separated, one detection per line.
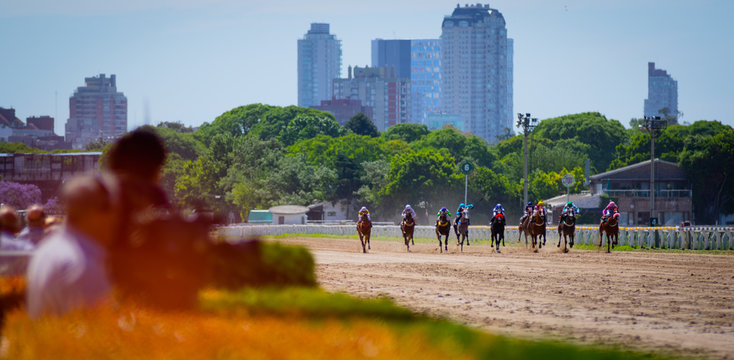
275 236 734 360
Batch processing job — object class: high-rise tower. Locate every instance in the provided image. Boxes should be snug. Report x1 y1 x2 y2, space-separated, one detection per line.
298 23 342 108
65 74 127 149
441 4 513 143
644 62 678 123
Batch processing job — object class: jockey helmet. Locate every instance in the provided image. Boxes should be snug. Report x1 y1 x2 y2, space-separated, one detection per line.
526 201 533 207
609 201 616 207
360 206 368 212
440 206 447 212
496 203 502 208
567 201 572 206
459 203 465 208
537 200 544 206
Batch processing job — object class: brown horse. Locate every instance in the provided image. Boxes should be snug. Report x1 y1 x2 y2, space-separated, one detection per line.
456 207 470 252
518 216 530 245
401 213 415 251
557 214 576 253
599 212 620 253
356 213 372 253
490 213 505 253
435 212 451 253
527 211 546 252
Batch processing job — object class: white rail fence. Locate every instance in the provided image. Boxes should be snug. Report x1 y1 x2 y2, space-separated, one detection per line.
218 224 734 251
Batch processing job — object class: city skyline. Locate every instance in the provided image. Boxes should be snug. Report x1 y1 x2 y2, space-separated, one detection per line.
1 0 733 137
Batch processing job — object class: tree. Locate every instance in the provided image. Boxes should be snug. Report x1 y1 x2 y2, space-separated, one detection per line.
0 181 42 209
0 142 46 154
279 114 346 146
195 103 275 145
288 134 385 169
381 123 428 143
345 113 379 137
533 112 627 172
157 121 194 133
250 106 336 142
355 159 391 213
679 128 734 224
382 148 463 221
470 167 518 212
155 125 205 161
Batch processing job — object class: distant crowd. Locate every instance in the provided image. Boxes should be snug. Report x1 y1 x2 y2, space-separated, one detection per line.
0 128 174 318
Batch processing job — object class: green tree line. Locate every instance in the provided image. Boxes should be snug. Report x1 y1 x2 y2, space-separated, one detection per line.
109 105 731 225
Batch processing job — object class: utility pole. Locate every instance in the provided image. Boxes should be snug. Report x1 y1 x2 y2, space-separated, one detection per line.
516 113 538 206
642 116 667 226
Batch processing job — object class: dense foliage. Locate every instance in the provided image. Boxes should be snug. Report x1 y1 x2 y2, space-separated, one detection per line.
0 181 42 210
128 106 731 224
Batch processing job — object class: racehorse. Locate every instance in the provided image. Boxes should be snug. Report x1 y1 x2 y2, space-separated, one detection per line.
356 213 372 253
401 213 416 251
599 212 620 253
435 212 451 253
457 207 470 252
518 216 530 245
491 213 505 253
528 211 546 252
557 213 576 253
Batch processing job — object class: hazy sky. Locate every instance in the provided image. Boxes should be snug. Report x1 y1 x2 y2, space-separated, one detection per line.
1 0 733 136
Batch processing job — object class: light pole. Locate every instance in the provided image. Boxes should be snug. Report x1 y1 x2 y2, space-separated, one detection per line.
642 115 667 226
516 113 538 206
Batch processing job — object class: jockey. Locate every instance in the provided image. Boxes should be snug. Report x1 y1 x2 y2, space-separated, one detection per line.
519 201 534 223
533 201 547 220
436 206 451 218
454 203 465 233
490 203 505 223
401 204 416 221
601 201 618 223
456 203 473 224
436 206 451 226
358 206 371 222
560 201 580 223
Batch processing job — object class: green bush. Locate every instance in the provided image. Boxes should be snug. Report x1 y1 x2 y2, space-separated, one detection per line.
207 240 316 289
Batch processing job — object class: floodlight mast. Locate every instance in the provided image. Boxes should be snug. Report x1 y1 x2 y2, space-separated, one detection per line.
517 113 538 206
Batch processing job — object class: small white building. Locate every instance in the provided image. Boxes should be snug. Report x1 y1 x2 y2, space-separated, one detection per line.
306 201 349 223
269 205 308 225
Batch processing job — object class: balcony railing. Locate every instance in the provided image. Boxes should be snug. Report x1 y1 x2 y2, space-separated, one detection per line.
603 189 692 198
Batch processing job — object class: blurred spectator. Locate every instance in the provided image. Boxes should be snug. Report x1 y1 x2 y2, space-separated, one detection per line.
26 173 120 318
107 128 169 213
18 204 46 245
0 205 34 251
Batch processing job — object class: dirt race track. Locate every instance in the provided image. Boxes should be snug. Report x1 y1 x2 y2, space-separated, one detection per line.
275 236 734 360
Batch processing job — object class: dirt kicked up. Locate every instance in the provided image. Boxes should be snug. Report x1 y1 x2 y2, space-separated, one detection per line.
274 236 734 360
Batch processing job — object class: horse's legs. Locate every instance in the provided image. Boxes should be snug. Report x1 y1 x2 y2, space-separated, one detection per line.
367 231 371 250
358 231 366 253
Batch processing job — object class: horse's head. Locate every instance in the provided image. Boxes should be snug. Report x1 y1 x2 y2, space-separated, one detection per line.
532 211 544 225
564 214 575 225
496 213 504 221
404 212 414 224
360 213 369 222
438 212 449 226
461 207 470 220
604 213 619 227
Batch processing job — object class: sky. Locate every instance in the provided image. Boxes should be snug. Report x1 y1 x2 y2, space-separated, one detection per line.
1 0 733 136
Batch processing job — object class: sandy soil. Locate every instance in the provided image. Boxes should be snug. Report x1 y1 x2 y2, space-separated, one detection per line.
274 236 734 360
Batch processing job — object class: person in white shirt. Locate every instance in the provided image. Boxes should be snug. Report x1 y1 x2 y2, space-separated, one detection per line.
26 173 120 318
